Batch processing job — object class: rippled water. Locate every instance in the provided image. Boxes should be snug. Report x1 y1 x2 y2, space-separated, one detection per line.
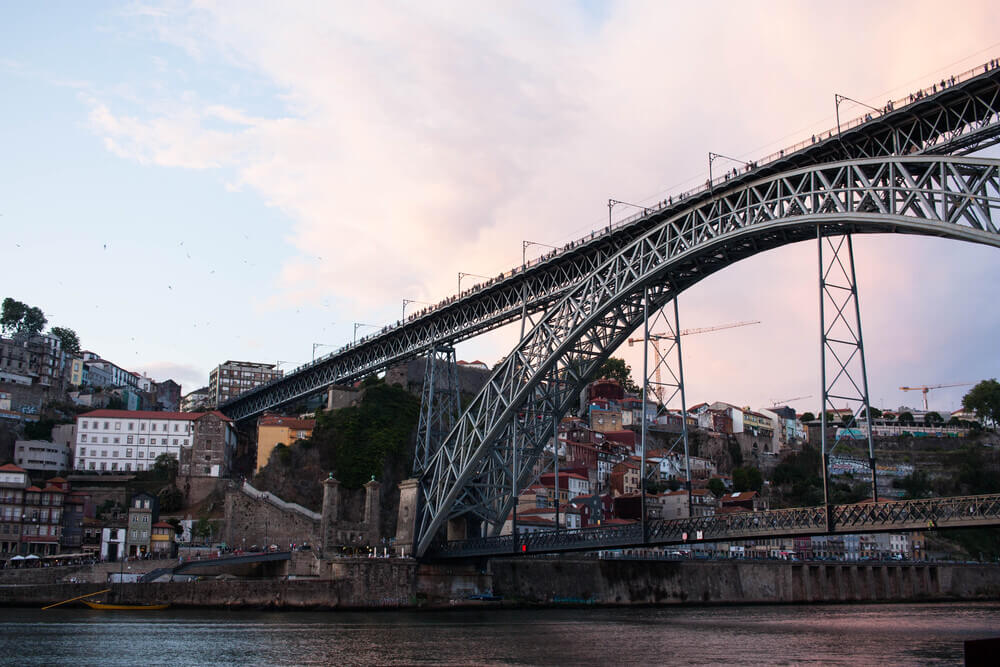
2 602 998 665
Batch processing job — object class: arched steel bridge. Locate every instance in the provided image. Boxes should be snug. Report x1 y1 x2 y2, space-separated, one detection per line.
221 65 1000 423
216 63 1000 559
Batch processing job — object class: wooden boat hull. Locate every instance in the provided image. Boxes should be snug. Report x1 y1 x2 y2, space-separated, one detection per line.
82 601 170 610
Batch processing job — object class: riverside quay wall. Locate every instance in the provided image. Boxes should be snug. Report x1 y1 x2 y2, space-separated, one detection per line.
1 559 998 609
489 559 1000 605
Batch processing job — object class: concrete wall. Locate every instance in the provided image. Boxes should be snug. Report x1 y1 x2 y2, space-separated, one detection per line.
3 558 999 610
489 559 1000 605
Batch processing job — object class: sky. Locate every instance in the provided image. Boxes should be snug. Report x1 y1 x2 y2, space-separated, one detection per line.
2 1 999 416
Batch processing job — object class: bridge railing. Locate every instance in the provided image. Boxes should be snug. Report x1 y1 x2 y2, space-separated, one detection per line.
428 494 1000 559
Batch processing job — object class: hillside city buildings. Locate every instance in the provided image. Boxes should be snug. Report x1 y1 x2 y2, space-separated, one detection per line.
208 361 283 408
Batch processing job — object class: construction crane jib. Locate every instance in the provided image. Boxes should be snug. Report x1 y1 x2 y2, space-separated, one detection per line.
899 383 974 411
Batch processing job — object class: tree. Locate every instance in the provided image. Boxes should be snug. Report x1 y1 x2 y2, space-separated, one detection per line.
165 517 184 536
193 517 213 543
49 326 80 355
593 357 640 394
707 477 726 497
923 411 943 426
151 453 179 482
157 485 184 513
799 412 815 423
732 466 763 492
897 411 914 425
963 379 1000 428
1 297 46 337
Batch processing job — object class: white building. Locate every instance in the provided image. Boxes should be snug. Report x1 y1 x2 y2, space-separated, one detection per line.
73 409 237 477
13 440 70 472
101 526 126 561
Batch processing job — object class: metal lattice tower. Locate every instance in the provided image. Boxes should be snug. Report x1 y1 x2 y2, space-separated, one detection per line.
638 294 692 524
414 345 462 476
818 233 877 521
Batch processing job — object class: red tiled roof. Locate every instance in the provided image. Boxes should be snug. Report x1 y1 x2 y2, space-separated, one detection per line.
47 476 67 483
41 485 66 494
25 485 42 492
0 463 26 473
259 416 316 430
79 409 233 422
152 521 174 528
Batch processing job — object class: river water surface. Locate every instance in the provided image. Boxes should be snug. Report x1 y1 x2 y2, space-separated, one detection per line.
2 602 998 665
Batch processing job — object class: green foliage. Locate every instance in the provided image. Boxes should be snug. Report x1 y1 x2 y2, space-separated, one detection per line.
593 357 640 394
772 445 824 507
963 379 1000 428
157 485 184 512
271 443 292 466
707 477 726 497
923 411 943 425
894 470 933 499
49 326 80 355
312 383 420 488
800 412 815 423
166 517 184 535
897 411 914 425
193 517 213 541
106 396 125 410
148 453 178 482
732 466 763 492
866 406 882 419
1 297 47 337
24 418 59 441
727 439 743 467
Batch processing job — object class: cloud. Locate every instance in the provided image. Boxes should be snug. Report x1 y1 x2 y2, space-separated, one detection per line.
137 361 207 392
82 1 1000 410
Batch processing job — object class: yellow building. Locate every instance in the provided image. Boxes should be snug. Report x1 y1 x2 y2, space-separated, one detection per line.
151 521 176 555
256 415 316 471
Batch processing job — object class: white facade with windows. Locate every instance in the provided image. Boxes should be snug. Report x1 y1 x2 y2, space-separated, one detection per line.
74 412 193 473
13 440 70 472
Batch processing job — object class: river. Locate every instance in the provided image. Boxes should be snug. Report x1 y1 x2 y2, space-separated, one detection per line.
2 602 997 665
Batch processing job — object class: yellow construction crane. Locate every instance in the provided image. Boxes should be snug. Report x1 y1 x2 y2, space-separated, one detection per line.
898 382 973 411
627 320 760 403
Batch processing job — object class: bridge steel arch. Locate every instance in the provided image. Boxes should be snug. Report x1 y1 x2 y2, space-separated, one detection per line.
220 68 1000 424
416 156 1000 556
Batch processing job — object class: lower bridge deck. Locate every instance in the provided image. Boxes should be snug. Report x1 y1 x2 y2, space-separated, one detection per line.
427 494 1000 559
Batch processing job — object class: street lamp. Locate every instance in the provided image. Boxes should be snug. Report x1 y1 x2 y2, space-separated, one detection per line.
312 343 336 362
834 93 883 135
608 198 647 230
353 322 376 344
708 152 751 188
402 298 431 318
522 240 557 267
458 272 489 292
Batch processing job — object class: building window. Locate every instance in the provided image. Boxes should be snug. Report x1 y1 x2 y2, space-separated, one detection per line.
102 437 108 444
113 451 119 458
111 462 118 471
100 462 106 471
139 438 145 444
173 424 179 432
125 463 131 471
140 423 146 430
128 422 134 430
126 436 133 444
113 437 120 444
173 439 178 446
115 422 121 430
137 451 144 458
82 421 88 429
89 462 95 470
101 450 107 457
81 435 87 443
126 449 132 457
183 439 189 446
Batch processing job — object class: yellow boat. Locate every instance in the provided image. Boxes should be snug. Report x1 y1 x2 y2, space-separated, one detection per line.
82 601 170 610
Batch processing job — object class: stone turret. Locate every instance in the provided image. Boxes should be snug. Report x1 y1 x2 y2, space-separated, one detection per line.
364 477 381 545
394 478 419 557
321 474 340 554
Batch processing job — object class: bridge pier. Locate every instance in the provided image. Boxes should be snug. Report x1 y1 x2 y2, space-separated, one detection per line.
393 478 419 557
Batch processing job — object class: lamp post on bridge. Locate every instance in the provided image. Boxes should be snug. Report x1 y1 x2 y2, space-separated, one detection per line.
708 152 751 189
522 240 557 267
834 94 883 136
353 322 376 345
608 198 647 231
402 298 431 319
458 272 489 293
312 343 337 362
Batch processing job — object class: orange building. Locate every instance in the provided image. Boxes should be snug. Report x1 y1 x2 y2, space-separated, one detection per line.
255 414 316 471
